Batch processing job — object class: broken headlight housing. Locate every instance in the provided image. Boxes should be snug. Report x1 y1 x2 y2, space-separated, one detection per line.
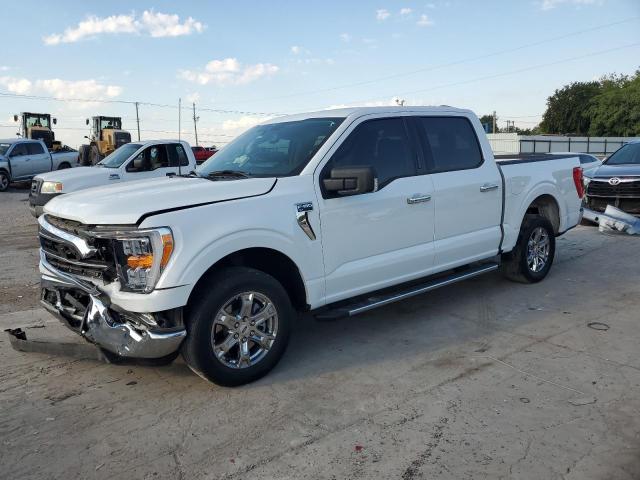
107 228 174 293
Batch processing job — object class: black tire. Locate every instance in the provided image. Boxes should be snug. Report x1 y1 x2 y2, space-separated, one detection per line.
501 214 556 284
0 170 10 192
57 162 71 170
79 145 91 166
181 267 294 386
89 145 102 165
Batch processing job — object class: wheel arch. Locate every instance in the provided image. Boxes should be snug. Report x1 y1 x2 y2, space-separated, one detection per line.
525 194 561 234
186 247 309 313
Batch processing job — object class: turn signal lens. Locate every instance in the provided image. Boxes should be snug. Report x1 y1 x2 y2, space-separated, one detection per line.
127 255 154 269
161 233 174 268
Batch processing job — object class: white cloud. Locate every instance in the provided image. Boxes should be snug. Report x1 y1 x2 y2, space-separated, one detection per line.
0 66 10 72
140 10 204 37
0 76 32 94
36 79 122 100
291 45 302 54
179 58 279 86
541 0 601 9
0 76 123 108
376 8 391 20
399 7 413 15
43 10 204 45
339 33 352 42
417 14 434 26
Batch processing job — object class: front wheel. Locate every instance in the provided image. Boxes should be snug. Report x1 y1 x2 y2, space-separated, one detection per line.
0 171 9 192
181 267 293 386
501 214 556 283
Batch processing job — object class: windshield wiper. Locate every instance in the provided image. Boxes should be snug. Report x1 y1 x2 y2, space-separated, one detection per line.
206 170 251 179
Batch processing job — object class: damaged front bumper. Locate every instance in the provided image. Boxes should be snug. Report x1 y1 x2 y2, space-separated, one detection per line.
39 252 186 359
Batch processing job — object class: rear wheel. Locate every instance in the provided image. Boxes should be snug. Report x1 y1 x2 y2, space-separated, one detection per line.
181 267 293 386
57 162 71 170
0 171 9 191
501 214 556 283
79 145 91 166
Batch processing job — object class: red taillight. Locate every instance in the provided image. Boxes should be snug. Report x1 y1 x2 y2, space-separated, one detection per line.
573 166 584 199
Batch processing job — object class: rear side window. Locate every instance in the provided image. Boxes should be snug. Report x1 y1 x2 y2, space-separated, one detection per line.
27 142 45 155
168 144 190 167
326 118 415 188
418 117 483 172
579 155 596 164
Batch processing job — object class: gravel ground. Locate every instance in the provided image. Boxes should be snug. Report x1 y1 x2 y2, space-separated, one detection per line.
1 188 639 479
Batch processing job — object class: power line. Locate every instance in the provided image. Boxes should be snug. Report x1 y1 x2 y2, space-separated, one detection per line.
349 41 640 105
210 17 640 106
0 91 283 116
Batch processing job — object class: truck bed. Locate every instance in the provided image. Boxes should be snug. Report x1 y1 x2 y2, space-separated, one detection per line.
495 153 579 165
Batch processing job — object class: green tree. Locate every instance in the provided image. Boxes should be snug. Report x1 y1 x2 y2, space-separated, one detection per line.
539 81 602 134
479 114 498 133
588 70 640 136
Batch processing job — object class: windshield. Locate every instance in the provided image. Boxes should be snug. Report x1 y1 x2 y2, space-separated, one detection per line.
605 143 640 166
100 118 121 130
198 118 344 177
97 143 142 168
0 143 10 156
25 114 50 129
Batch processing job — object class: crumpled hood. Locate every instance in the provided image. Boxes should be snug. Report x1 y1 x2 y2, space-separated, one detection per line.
44 176 277 225
36 166 116 190
593 164 640 178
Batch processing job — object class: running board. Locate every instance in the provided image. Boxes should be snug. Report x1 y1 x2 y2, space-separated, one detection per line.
314 262 499 320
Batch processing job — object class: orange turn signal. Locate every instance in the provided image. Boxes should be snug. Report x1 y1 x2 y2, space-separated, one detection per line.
160 233 174 268
127 255 154 269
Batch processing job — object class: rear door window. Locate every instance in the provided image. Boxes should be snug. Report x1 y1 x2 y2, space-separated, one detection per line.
27 142 45 155
168 144 190 167
417 117 483 173
325 117 415 188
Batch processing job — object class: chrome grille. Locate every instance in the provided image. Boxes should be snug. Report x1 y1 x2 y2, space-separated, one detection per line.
39 215 114 280
30 179 42 195
587 179 640 198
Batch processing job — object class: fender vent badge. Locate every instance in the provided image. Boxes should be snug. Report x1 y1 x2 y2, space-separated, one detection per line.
295 202 316 240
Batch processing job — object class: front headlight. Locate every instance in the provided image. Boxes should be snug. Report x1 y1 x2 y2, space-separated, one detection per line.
106 228 174 293
41 181 63 194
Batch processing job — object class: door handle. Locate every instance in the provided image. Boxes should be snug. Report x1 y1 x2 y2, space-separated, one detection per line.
480 184 499 192
407 194 431 204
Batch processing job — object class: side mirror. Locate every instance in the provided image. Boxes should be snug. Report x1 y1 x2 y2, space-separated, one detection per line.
85 119 89 125
53 118 57 125
13 115 18 122
323 166 375 196
84 135 89 139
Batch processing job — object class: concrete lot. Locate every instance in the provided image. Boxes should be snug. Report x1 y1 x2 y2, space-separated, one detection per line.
1 184 639 480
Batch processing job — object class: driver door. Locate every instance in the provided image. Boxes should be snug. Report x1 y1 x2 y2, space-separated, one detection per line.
315 116 436 305
124 145 180 180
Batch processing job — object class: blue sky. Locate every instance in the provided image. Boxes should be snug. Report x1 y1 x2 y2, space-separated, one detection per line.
0 0 638 147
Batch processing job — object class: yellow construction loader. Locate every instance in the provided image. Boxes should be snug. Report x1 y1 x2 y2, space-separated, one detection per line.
80 116 132 165
14 112 63 151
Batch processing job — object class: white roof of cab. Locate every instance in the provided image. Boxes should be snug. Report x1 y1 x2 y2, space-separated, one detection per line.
265 105 474 124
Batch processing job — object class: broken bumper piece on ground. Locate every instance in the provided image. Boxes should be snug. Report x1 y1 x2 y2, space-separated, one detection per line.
583 205 640 235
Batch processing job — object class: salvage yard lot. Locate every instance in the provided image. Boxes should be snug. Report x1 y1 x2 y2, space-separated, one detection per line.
1 184 639 480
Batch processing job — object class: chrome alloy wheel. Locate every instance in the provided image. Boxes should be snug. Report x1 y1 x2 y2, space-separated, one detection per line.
527 227 550 273
211 292 278 369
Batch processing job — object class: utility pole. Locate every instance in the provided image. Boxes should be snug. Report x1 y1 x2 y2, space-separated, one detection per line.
192 103 199 146
178 98 181 141
492 110 497 134
134 102 141 141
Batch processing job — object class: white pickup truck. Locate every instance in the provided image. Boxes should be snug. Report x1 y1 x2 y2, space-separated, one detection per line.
35 107 584 386
0 139 78 192
29 140 197 216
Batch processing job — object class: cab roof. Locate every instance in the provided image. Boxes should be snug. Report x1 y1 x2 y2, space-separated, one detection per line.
265 105 474 124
